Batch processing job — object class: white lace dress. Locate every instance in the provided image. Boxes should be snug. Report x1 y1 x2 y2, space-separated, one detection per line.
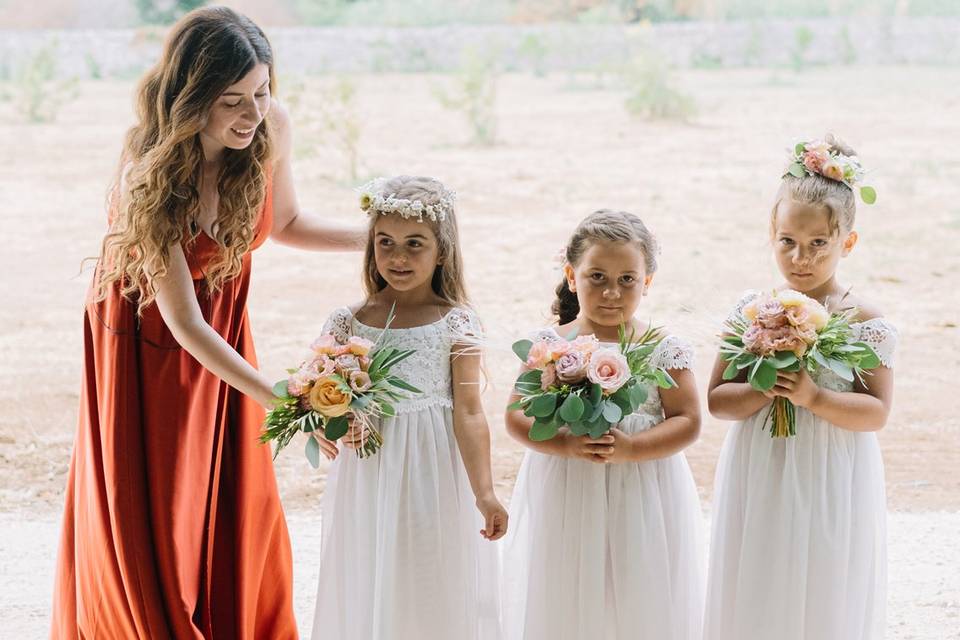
310 307 500 640
703 291 899 640
502 328 705 640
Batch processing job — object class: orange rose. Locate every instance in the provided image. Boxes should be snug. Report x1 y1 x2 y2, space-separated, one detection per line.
309 376 352 417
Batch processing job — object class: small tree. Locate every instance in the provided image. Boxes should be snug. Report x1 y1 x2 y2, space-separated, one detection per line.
434 48 499 146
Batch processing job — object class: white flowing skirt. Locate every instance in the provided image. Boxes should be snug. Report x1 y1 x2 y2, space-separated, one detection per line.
311 404 501 640
502 413 705 640
703 409 886 640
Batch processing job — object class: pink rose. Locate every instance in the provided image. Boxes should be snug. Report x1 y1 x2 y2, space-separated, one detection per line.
540 363 557 390
742 324 765 354
314 355 336 377
587 348 631 394
333 344 352 357
526 340 554 369
570 335 600 355
335 354 361 372
756 298 788 329
347 336 375 357
555 351 588 384
359 355 371 371
348 370 372 393
768 326 809 357
802 150 827 174
287 374 307 397
310 334 338 355
288 358 324 396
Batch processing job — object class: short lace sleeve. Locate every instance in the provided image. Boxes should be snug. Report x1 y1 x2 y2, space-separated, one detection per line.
652 335 695 371
853 318 898 368
445 307 484 343
321 307 353 342
726 289 761 326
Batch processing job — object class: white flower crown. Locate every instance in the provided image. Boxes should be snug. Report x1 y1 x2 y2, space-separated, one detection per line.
356 177 455 223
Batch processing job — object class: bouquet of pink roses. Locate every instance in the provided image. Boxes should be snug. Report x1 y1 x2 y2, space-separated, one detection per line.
720 289 880 437
509 325 676 441
260 327 420 466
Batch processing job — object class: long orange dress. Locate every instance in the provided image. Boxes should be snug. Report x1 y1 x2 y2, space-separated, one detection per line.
51 180 298 639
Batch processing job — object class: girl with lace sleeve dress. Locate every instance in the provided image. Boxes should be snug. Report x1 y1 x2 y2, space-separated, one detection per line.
310 176 507 640
703 136 897 640
502 210 705 640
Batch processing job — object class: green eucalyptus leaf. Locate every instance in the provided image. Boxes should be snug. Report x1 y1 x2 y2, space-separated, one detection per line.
722 360 740 380
529 418 560 442
827 359 854 381
629 384 648 409
751 360 778 391
272 380 290 398
304 436 320 469
558 394 585 424
529 393 558 418
512 339 533 362
601 401 622 425
568 421 590 436
770 351 798 369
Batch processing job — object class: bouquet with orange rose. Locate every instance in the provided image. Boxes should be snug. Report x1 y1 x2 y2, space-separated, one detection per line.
720 289 881 437
508 325 677 441
260 327 420 466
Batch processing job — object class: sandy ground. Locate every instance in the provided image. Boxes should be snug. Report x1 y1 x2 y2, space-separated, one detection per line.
3 510 957 638
1 66 958 633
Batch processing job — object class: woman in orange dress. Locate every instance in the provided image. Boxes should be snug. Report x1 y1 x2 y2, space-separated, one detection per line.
50 7 360 638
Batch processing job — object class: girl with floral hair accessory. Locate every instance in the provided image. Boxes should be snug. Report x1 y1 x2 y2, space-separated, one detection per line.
311 175 506 640
704 135 897 639
502 210 705 640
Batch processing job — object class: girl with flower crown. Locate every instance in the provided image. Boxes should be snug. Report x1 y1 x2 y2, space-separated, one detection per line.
310 175 507 640
501 210 705 640
703 136 897 640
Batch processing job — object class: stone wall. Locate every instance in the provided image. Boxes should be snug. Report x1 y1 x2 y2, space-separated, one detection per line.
1 18 957 80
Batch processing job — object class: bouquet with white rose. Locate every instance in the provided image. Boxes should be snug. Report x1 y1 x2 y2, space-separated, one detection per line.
509 325 677 441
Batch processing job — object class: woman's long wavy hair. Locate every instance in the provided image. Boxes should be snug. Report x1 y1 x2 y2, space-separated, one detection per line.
95 6 275 312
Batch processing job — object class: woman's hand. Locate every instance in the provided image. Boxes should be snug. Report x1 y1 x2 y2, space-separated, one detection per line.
311 432 339 461
340 420 369 451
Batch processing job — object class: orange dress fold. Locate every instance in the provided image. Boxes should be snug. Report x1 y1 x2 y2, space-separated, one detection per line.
51 180 298 639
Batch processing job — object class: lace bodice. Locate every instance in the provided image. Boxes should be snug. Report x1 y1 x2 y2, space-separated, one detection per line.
530 327 695 432
321 306 483 414
727 290 899 392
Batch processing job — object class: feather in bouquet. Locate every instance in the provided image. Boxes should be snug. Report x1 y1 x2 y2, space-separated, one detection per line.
720 289 881 437
260 315 421 467
508 325 677 441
